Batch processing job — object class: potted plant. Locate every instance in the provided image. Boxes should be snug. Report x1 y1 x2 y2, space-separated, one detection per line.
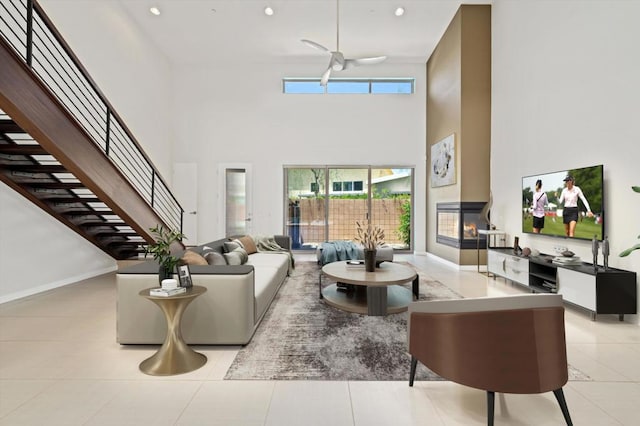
145 225 185 283
355 220 385 272
620 186 640 257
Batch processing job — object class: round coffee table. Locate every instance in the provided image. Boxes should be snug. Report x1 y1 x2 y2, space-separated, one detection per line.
320 261 419 316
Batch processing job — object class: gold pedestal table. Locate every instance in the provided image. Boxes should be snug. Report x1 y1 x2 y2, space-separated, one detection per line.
138 285 207 375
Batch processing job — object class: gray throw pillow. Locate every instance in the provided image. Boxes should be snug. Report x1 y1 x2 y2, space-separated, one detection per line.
223 240 242 253
204 251 226 265
223 247 248 265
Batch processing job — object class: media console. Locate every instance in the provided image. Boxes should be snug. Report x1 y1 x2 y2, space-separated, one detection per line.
487 248 637 321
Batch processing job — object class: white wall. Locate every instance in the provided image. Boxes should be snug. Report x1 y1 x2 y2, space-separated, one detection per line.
0 183 115 303
171 63 427 249
491 0 640 322
0 1 173 302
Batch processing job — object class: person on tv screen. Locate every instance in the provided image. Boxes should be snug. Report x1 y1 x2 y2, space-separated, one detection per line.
532 179 548 233
557 175 593 237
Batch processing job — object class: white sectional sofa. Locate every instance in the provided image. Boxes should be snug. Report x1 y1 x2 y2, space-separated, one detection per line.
116 235 291 345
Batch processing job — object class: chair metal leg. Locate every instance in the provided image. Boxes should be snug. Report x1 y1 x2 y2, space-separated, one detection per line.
553 388 573 426
409 356 418 386
486 391 495 426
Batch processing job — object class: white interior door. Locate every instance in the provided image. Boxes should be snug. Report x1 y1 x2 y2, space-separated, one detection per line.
220 164 252 237
172 162 198 245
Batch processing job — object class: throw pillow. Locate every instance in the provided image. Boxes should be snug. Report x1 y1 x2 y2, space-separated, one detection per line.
238 235 258 254
223 247 248 265
204 251 226 265
181 250 208 266
236 247 249 263
223 240 242 253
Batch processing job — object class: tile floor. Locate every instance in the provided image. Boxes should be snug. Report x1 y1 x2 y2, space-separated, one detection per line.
0 253 638 425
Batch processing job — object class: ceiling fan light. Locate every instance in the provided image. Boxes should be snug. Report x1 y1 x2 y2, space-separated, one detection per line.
264 6 274 16
395 7 405 17
149 6 161 16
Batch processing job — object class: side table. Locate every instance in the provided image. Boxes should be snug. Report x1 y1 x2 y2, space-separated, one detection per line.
138 285 207 375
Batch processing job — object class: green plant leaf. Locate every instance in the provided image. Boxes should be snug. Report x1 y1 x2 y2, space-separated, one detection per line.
619 186 640 257
145 224 186 269
619 244 640 257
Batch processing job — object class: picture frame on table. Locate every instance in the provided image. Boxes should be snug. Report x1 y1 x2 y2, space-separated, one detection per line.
177 264 193 288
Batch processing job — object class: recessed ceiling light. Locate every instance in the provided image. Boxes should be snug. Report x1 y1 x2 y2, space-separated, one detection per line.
395 7 405 17
264 6 274 16
149 6 161 16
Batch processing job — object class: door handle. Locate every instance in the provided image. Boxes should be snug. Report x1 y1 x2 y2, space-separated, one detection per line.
189 211 197 215
245 218 252 222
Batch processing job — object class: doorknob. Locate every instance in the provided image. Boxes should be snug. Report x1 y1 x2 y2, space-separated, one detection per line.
245 218 252 221
189 211 197 215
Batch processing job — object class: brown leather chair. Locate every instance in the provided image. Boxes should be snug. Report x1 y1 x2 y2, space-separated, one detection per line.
408 294 572 426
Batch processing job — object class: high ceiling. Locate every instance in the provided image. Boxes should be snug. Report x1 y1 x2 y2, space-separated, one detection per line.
117 0 489 65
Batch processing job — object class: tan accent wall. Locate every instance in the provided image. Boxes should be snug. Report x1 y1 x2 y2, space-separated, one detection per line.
426 5 491 265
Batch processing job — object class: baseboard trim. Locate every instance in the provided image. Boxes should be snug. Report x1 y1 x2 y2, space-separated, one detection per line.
0 265 117 304
423 252 479 271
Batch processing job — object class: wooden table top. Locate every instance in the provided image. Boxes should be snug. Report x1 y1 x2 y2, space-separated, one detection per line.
321 261 417 287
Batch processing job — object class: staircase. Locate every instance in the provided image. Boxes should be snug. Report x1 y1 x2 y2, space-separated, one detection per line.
0 0 183 260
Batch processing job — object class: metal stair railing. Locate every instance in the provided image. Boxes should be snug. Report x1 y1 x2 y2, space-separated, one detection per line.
0 0 183 233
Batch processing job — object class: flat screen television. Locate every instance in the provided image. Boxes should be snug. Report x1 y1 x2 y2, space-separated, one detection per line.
522 165 604 241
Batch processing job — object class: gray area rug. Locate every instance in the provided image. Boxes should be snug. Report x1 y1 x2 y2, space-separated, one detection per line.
225 261 591 382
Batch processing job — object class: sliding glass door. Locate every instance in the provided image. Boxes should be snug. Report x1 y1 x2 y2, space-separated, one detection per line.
284 166 413 251
285 167 326 249
370 168 412 250
328 168 369 241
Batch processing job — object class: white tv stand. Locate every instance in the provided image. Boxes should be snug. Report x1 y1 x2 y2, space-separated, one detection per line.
487 248 637 321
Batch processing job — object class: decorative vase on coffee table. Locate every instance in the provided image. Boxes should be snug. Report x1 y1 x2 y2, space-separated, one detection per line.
158 265 173 285
364 249 377 272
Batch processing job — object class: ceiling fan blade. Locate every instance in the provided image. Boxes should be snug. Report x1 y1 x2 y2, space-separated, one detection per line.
320 67 332 87
301 39 330 53
344 56 387 69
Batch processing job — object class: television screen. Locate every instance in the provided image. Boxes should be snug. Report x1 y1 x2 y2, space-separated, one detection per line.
522 165 604 241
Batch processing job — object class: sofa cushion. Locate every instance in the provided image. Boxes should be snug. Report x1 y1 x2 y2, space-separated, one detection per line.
182 250 208 265
204 251 227 265
224 247 248 265
252 265 285 320
246 252 290 268
247 253 291 318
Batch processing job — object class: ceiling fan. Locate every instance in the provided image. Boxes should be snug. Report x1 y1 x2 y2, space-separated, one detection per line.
301 0 387 86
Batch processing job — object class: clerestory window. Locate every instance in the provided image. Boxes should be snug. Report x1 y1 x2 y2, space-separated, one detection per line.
283 78 414 94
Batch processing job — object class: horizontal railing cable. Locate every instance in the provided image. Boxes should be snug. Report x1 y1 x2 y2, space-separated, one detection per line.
0 0 27 59
0 0 184 234
31 16 108 143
